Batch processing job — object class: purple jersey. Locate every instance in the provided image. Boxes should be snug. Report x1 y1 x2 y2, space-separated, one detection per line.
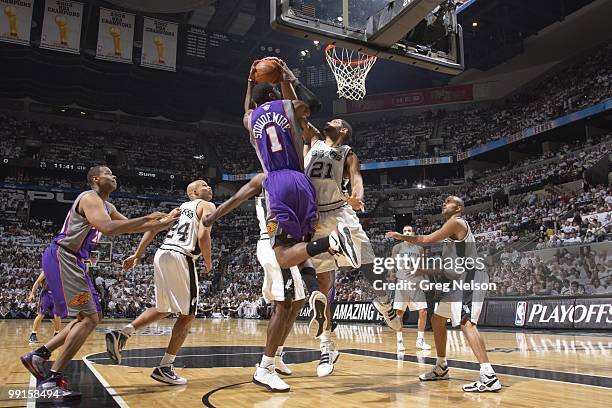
249 100 304 173
53 190 109 259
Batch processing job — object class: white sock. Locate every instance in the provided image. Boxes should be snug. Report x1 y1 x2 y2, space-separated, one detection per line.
275 346 283 357
376 295 389 304
436 357 447 367
160 353 176 367
396 331 403 341
31 331 37 334
480 363 494 374
121 324 135 337
320 329 332 344
261 355 275 368
417 331 425 340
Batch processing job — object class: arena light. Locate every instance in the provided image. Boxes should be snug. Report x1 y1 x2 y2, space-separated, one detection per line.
472 21 478 27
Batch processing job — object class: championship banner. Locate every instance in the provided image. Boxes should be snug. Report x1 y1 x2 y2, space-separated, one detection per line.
334 84 474 114
0 0 33 45
40 0 84 54
95 8 135 63
141 17 178 72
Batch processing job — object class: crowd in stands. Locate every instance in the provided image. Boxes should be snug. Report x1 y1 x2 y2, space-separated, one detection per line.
438 41 612 152
0 178 610 319
1 40 611 319
0 112 203 177
1 42 610 176
489 245 611 297
364 133 611 216
216 40 611 172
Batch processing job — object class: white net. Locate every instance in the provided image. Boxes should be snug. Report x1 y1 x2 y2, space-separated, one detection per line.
325 45 377 101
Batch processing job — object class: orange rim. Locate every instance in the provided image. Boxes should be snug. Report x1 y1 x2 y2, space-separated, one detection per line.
324 44 377 67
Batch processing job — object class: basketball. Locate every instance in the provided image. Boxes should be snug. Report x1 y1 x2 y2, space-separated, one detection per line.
254 59 282 84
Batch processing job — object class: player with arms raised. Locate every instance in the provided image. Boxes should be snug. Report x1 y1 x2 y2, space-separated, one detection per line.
243 59 360 388
303 119 402 376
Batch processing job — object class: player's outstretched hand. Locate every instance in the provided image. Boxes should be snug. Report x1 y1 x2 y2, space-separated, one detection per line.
249 59 260 81
263 57 296 82
344 191 365 212
152 208 180 228
146 211 168 220
27 293 34 303
122 254 140 271
385 231 404 241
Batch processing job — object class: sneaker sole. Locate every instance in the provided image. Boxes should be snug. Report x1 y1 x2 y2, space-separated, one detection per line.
150 372 187 386
419 375 449 381
275 368 292 376
105 332 121 365
308 297 328 338
252 377 290 393
463 384 501 392
337 226 359 268
20 355 45 380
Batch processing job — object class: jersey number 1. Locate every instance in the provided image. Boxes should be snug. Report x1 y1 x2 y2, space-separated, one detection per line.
266 126 283 152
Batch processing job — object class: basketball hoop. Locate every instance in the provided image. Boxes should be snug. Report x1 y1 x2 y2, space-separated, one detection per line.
325 44 377 101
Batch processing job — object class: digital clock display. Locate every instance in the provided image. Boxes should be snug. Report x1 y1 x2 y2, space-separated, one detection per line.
39 162 87 171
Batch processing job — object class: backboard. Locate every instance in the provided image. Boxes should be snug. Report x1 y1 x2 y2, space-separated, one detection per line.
271 0 464 75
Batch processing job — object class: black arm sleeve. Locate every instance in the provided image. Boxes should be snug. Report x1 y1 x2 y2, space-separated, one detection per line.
273 79 322 113
294 80 322 114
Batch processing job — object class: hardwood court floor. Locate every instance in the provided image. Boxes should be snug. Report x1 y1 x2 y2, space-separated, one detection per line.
1 318 611 407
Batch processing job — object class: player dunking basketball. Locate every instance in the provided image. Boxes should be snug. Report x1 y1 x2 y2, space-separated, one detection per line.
303 118 402 377
105 180 215 385
244 59 359 343
19 165 179 400
386 196 501 392
27 271 61 345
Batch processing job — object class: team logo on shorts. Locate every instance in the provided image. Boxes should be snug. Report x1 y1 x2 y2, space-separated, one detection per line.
266 221 278 235
69 292 90 306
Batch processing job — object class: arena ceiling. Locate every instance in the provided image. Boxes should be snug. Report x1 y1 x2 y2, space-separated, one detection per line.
0 0 598 122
